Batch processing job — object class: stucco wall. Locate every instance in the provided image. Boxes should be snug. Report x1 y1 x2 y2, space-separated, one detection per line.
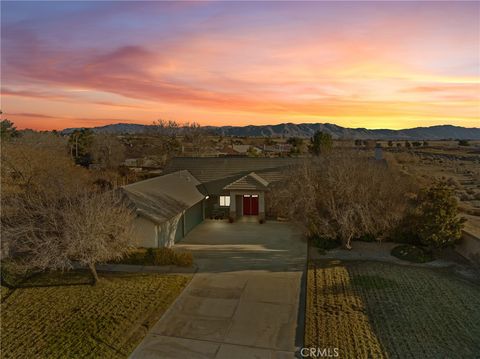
456 230 480 264
132 216 157 248
158 213 183 248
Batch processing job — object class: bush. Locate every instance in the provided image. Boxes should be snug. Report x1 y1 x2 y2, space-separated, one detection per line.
111 248 193 267
391 244 434 263
310 234 341 254
355 233 376 242
412 182 466 249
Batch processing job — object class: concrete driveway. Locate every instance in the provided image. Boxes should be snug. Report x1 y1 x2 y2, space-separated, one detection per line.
130 219 307 359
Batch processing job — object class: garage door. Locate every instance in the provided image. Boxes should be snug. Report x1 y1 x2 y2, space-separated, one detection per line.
185 200 204 234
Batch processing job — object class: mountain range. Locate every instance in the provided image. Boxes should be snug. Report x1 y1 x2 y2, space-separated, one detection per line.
61 122 480 140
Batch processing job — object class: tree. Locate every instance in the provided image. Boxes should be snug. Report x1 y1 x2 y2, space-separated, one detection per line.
247 146 260 157
405 140 412 149
149 119 182 156
2 189 134 284
0 115 20 141
413 182 465 249
183 122 208 156
287 137 304 147
68 129 95 166
387 140 393 147
412 141 422 147
310 131 332 155
1 134 135 284
270 151 415 249
354 139 363 146
91 134 126 168
62 190 135 283
458 139 470 146
423 141 429 147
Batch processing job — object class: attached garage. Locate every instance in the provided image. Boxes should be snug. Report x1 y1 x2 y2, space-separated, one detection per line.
122 170 205 248
185 200 204 234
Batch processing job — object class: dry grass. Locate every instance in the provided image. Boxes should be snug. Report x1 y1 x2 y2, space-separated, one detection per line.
306 260 480 358
1 271 190 358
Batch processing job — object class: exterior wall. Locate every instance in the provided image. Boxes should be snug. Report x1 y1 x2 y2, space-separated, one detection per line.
185 200 204 234
133 201 205 249
205 195 229 219
235 195 242 218
132 216 158 248
228 190 265 220
456 230 480 264
158 213 183 248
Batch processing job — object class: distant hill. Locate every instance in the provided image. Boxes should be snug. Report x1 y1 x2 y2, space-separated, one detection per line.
61 122 480 140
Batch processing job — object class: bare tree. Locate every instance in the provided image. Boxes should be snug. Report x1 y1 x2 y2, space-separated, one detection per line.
183 122 208 156
2 190 134 284
1 134 135 284
149 119 182 156
271 151 416 249
91 134 126 169
62 190 135 283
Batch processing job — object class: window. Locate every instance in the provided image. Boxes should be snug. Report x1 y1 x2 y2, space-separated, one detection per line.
219 195 231 207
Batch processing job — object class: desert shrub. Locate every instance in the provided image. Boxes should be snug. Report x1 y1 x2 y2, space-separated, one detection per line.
310 235 341 254
446 177 460 189
391 244 434 263
153 248 193 267
389 218 421 245
113 248 193 267
355 233 376 242
411 182 466 249
466 188 476 195
459 191 472 201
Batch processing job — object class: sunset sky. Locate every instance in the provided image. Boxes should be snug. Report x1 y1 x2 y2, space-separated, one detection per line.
1 1 479 131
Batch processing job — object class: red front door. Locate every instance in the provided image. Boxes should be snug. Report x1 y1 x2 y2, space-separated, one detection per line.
243 195 259 216
251 195 259 215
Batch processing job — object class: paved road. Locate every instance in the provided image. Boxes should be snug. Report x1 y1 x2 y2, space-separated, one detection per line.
130 219 307 359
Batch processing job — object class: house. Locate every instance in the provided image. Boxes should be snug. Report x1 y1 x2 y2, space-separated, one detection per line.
122 157 300 247
232 144 263 156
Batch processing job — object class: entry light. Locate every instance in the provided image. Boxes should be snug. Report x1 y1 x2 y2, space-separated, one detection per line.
205 196 210 199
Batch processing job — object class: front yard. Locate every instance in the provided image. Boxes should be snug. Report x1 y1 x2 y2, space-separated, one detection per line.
1 271 190 358
306 260 480 358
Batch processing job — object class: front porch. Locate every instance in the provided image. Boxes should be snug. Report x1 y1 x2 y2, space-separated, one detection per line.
228 191 266 221
203 171 270 222
223 171 269 222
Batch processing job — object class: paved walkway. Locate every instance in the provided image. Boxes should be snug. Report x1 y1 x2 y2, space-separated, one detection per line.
130 220 307 359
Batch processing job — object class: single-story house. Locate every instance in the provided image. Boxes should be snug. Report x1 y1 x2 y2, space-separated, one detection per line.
122 157 299 247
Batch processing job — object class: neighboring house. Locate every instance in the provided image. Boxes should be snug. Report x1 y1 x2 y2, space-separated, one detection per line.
217 145 242 157
232 144 263 156
262 143 292 156
122 157 300 247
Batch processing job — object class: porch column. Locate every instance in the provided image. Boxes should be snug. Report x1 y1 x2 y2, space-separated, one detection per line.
229 191 237 220
259 191 265 220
